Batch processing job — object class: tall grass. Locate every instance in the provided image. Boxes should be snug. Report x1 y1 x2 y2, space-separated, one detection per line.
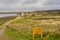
4 16 60 40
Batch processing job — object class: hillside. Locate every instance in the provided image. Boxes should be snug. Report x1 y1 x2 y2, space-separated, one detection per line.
1 15 60 40
0 16 17 26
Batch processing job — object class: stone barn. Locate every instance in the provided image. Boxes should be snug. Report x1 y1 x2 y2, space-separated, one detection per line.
17 10 60 17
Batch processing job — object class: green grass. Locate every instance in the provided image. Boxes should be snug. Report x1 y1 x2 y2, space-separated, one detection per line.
10 17 40 28
0 16 17 26
5 28 32 40
0 13 60 40
5 28 60 40
4 17 60 40
0 21 6 26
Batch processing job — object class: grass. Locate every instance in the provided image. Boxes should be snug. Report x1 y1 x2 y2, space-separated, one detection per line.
5 27 60 40
0 13 60 40
3 16 60 40
5 28 32 40
0 16 17 26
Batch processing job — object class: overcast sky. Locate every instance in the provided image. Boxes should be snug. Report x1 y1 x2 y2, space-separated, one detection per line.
0 0 60 12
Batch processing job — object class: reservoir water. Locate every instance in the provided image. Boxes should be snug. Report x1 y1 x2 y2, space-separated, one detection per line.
0 14 18 18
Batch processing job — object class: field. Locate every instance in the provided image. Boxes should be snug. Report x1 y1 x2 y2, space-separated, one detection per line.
0 16 17 26
0 14 60 40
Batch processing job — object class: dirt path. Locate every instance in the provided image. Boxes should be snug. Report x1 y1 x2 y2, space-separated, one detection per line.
0 16 20 36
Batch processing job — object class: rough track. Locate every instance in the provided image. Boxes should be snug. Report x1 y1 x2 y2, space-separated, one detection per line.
0 16 20 36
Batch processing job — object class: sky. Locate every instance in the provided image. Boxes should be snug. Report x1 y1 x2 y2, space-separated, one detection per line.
0 0 60 12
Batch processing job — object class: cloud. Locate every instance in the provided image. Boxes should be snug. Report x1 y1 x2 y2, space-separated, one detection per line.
0 0 60 12
43 0 60 5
